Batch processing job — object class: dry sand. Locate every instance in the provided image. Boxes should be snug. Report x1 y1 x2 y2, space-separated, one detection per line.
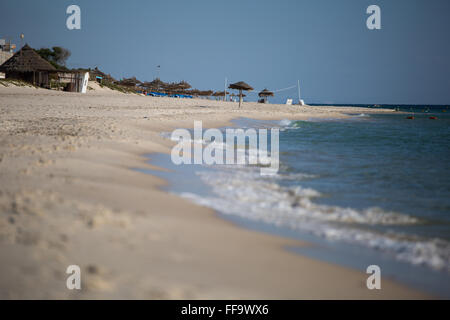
0 82 429 299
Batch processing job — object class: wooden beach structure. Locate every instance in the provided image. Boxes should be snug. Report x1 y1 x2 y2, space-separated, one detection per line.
0 44 89 93
228 81 253 108
0 39 16 79
0 44 55 87
56 71 89 93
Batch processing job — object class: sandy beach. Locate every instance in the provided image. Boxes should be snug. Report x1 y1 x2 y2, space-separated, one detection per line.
0 83 429 299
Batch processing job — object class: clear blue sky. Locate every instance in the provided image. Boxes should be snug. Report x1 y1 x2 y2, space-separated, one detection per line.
1 0 449 104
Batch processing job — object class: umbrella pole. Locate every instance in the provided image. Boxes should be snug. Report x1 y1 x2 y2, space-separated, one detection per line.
239 89 242 108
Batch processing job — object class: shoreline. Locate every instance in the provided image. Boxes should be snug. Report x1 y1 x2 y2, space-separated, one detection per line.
0 85 430 299
143 115 449 298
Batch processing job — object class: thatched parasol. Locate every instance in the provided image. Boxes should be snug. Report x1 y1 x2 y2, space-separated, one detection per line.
176 80 191 92
228 81 253 108
258 88 274 103
187 89 201 96
212 90 229 97
198 90 213 97
88 67 116 83
141 78 167 92
0 44 55 73
258 88 274 97
118 76 142 88
162 81 192 95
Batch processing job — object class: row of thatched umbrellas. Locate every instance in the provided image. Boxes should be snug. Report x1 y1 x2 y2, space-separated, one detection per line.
117 77 274 107
0 44 273 105
118 77 207 96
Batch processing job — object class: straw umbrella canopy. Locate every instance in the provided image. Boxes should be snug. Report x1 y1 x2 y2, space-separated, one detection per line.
198 90 213 98
164 81 192 95
258 88 274 103
228 81 253 108
258 88 274 97
187 89 201 97
141 78 167 92
212 90 229 97
176 80 191 93
162 82 177 94
118 76 142 88
88 67 116 83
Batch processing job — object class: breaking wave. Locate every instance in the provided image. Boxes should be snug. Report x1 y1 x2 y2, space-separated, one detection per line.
179 167 450 272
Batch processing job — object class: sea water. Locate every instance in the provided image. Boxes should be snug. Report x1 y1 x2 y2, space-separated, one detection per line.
143 105 450 297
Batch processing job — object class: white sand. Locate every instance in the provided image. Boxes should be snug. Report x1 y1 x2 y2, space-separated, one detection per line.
0 83 428 299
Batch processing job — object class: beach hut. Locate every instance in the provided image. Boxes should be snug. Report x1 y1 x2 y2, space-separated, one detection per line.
0 44 55 87
258 88 274 103
228 81 253 108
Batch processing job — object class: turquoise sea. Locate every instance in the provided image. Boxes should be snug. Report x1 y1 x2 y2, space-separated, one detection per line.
143 105 450 297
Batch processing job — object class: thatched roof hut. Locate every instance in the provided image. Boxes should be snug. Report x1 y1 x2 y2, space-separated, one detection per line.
0 44 55 86
0 44 55 73
228 81 253 108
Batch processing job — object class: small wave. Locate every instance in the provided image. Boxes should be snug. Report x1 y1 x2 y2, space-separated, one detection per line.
278 119 293 126
192 169 418 225
178 167 450 272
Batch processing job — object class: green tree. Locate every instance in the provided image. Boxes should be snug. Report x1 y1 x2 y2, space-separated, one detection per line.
36 46 71 68
51 47 71 66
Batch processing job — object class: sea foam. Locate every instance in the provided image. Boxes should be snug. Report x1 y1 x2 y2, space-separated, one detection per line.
179 166 450 272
